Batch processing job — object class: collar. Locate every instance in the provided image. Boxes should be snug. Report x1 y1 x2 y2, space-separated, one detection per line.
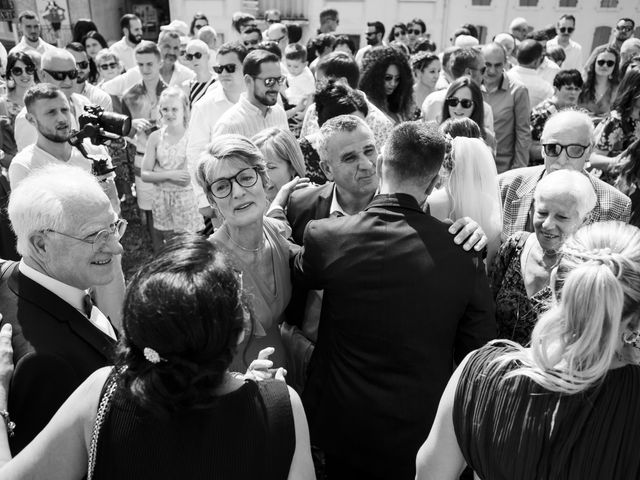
366 193 425 213
20 36 43 48
482 73 507 93
329 184 348 216
239 93 271 118
19 260 88 316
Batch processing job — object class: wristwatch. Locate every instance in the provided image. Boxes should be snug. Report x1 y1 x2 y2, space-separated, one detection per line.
0 410 15 437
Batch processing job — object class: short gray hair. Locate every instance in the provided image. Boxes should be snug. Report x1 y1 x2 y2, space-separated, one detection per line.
8 165 107 255
317 114 370 164
534 169 597 220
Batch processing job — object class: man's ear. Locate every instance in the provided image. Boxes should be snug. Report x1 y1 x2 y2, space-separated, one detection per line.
28 231 48 259
244 74 253 89
25 111 36 127
319 159 334 181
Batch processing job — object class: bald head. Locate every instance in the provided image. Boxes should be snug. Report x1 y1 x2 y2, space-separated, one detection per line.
482 42 507 61
621 38 640 64
41 47 75 71
40 48 78 98
494 33 515 55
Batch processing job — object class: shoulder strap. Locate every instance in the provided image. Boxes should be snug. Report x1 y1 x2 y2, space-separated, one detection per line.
258 379 295 480
87 367 120 480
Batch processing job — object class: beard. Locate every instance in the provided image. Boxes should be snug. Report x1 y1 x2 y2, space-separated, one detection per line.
40 126 70 143
255 90 278 107
128 31 142 44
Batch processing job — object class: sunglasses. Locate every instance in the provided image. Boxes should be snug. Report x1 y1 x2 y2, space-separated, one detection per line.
267 19 280 24
408 29 422 35
99 62 119 70
559 27 574 34
617 25 633 32
213 63 236 74
243 39 260 47
365 31 377 37
445 97 474 109
596 59 616 68
252 75 286 87
10 65 35 76
394 31 406 37
43 69 78 81
384 74 400 83
184 52 203 61
76 61 89 69
542 143 589 158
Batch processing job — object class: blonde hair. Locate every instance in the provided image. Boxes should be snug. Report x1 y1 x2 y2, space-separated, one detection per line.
158 87 190 128
251 128 306 179
499 221 640 394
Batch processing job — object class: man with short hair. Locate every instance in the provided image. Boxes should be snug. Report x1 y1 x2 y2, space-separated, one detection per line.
509 17 530 42
607 17 636 51
507 39 554 109
406 18 426 52
211 49 288 138
110 14 143 70
292 117 495 480
318 8 339 34
241 26 263 50
499 110 631 239
9 10 56 56
1 164 121 454
482 42 530 173
65 42 112 111
547 14 583 70
528 30 561 85
355 21 385 65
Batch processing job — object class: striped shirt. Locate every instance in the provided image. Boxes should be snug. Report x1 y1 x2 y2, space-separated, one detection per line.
185 75 217 107
211 93 289 138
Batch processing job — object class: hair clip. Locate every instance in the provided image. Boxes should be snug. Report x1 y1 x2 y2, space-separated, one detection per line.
143 347 166 364
622 330 640 349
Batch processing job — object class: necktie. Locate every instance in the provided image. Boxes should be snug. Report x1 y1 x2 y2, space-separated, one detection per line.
83 293 117 340
83 293 94 318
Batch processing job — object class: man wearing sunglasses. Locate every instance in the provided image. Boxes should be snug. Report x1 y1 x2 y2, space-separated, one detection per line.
1 164 121 454
355 21 385 66
547 15 583 70
212 49 288 138
9 10 56 57
406 18 426 53
608 18 636 52
499 110 631 240
65 42 112 112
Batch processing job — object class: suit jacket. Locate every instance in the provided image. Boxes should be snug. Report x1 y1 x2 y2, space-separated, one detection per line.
286 181 334 246
0 261 116 454
499 165 632 240
293 193 496 479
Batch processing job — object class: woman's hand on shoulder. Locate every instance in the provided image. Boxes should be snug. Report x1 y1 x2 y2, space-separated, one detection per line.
271 176 312 210
243 347 286 382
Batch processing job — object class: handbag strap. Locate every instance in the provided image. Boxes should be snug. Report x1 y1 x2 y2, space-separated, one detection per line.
258 379 295 480
87 367 120 480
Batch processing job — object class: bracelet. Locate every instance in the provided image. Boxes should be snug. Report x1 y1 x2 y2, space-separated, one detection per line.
0 410 15 437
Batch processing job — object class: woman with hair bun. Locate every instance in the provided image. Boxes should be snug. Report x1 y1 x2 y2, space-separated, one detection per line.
417 220 640 479
0 235 314 479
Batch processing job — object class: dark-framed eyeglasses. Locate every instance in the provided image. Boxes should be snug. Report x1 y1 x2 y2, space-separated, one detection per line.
45 219 127 252
542 143 590 158
243 39 260 47
184 52 203 61
445 97 474 109
596 59 615 68
43 68 78 81
394 30 406 37
252 75 286 87
213 64 236 74
408 29 422 35
76 61 89 70
365 31 377 37
616 25 633 33
559 27 574 34
99 62 119 71
10 65 36 77
208 167 260 199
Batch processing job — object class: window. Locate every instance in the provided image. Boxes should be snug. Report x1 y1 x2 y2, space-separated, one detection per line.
476 25 488 43
559 0 578 6
599 0 619 7
471 0 491 5
519 0 538 6
591 26 611 51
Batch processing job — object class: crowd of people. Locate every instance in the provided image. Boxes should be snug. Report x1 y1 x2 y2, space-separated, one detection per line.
0 6 639 480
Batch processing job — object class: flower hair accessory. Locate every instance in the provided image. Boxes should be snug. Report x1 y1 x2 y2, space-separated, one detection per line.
143 347 166 364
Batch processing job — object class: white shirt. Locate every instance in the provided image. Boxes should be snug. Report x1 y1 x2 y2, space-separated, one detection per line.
102 63 195 98
81 83 113 111
285 66 315 106
9 36 56 56
547 37 583 71
9 143 90 186
212 93 289 138
536 57 561 86
421 89 495 134
109 37 137 71
19 260 117 340
186 83 238 208
329 183 348 216
507 66 554 109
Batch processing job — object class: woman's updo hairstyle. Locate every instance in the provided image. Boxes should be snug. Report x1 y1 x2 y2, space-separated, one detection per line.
116 234 248 415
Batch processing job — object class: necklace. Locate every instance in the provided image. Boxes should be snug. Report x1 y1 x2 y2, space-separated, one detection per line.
224 225 264 253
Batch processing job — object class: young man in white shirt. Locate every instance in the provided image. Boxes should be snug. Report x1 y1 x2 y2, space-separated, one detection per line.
9 10 56 56
547 14 583 70
109 14 143 71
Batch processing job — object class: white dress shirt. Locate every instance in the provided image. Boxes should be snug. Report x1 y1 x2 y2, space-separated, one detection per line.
102 63 195 98
547 37 583 71
211 93 289 138
109 37 137 71
9 36 56 56
507 66 554 109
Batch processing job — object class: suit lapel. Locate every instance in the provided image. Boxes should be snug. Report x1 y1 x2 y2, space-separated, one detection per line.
9 269 116 358
315 182 334 220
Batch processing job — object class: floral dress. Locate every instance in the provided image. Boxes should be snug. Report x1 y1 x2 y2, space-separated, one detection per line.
530 99 560 142
489 231 552 346
298 137 327 185
595 110 640 184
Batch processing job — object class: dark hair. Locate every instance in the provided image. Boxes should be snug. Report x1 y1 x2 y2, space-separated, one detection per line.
231 12 256 33
440 117 482 139
384 121 445 181
316 51 360 88
217 42 249 63
553 69 583 89
242 26 262 39
243 49 280 76
120 14 140 32
82 30 108 50
72 19 97 43
408 18 426 34
310 33 337 57
618 18 635 29
449 47 480 79
287 24 303 44
546 45 566 67
368 21 385 37
460 23 479 40
65 41 85 53
517 39 544 65
24 83 63 113
414 38 437 53
320 8 338 23
333 35 356 55
388 23 407 44
558 14 576 25
135 40 161 60
527 29 551 42
315 80 368 127
451 27 471 41
579 45 620 105
189 12 208 36
285 43 307 62
615 138 640 198
115 235 248 416
17 10 37 23
359 46 414 118
411 51 439 73
611 68 640 121
256 41 282 59
6 51 39 89
441 76 486 136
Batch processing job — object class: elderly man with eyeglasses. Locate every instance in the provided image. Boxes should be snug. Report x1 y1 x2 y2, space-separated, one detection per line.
546 14 583 70
1 163 122 455
498 109 631 240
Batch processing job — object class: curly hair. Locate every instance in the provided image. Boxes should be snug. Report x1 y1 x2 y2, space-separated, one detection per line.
359 46 414 120
579 45 620 105
610 68 640 128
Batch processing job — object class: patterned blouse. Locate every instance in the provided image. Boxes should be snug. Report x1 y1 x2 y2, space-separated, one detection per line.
595 109 640 157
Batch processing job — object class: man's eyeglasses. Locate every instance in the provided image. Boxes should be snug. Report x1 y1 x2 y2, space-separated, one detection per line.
208 167 260 199
184 52 203 61
559 27 574 34
10 66 35 77
445 97 474 109
43 69 78 81
243 39 260 47
76 61 89 70
408 29 422 35
99 62 119 71
365 31 377 37
542 143 590 158
213 63 236 74
616 25 633 33
45 219 127 252
252 75 286 87
596 59 616 68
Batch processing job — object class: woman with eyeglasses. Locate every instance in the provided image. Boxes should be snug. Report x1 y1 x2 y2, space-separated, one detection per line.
578 45 620 118
388 23 408 48
81 31 108 84
441 76 496 153
182 39 215 107
94 49 123 88
359 46 414 124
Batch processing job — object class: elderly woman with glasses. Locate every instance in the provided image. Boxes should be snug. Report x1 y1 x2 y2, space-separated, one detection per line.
95 49 123 88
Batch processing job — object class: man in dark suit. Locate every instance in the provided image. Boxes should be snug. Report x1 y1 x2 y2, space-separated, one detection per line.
293 118 496 480
0 164 121 453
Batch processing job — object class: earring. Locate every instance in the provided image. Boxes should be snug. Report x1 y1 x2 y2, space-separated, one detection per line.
6 78 15 89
